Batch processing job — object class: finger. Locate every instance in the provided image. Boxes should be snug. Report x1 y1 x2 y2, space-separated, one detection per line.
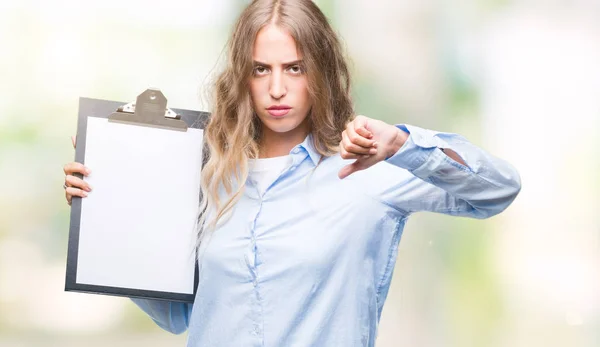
356 126 374 140
63 162 91 176
346 121 376 148
352 115 374 138
338 155 380 179
66 186 88 199
342 131 377 156
65 175 92 192
339 143 363 160
71 135 77 149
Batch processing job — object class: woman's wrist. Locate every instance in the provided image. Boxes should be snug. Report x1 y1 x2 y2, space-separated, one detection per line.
386 126 409 159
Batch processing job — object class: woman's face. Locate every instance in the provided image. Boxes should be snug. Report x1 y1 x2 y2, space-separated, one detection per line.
249 24 312 141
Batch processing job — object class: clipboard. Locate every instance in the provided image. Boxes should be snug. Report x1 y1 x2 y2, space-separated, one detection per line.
65 88 209 303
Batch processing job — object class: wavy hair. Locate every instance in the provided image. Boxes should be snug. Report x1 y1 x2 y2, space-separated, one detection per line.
197 0 354 243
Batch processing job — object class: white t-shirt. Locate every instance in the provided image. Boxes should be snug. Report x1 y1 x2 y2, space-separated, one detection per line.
248 155 292 196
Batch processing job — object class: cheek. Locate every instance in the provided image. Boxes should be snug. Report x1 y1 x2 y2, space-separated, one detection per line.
248 82 259 102
249 80 266 103
296 79 311 105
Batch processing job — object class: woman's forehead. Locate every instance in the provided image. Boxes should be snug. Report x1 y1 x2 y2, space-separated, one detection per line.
252 24 301 63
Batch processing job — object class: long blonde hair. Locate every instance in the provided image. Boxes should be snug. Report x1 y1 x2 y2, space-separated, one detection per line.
197 0 354 242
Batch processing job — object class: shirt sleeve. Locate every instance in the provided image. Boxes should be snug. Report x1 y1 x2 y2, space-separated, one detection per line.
379 124 521 218
130 298 192 334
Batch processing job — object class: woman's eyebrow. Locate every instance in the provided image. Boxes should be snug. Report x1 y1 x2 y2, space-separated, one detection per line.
253 60 303 68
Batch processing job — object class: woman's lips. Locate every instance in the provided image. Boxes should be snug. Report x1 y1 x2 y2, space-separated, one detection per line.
267 107 291 117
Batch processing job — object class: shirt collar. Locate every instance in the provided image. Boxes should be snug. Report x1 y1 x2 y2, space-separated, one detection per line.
295 133 322 166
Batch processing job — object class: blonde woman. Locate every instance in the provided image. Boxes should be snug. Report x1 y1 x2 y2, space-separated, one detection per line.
62 0 521 346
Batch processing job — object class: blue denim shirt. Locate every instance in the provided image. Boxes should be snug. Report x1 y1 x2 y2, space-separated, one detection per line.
132 124 521 346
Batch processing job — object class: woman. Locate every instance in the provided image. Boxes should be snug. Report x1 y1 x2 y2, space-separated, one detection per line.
63 0 521 346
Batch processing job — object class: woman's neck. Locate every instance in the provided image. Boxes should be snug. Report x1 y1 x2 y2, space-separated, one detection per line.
258 128 309 158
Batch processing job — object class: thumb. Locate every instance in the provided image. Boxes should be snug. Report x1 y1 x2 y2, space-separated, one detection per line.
71 135 76 149
338 163 355 180
338 156 378 179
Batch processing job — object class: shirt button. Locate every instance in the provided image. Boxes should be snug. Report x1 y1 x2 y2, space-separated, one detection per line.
292 148 300 154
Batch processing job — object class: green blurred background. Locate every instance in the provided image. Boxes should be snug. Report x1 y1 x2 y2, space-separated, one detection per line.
1 0 598 346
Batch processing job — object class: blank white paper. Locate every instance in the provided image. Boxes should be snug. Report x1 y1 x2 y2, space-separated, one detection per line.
76 116 203 295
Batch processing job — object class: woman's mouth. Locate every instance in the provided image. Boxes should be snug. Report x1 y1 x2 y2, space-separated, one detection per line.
267 106 291 117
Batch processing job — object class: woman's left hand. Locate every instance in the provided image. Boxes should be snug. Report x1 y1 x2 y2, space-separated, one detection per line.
338 115 408 179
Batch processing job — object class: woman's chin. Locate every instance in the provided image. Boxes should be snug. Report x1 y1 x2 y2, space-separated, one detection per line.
258 111 310 136
263 122 307 135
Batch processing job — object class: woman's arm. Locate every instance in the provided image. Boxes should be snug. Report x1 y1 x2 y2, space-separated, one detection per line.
379 124 521 218
130 298 192 334
339 116 521 218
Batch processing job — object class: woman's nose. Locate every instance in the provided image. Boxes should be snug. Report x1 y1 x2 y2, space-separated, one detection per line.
269 71 287 99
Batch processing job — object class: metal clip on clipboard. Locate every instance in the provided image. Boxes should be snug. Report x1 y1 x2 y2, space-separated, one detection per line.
108 88 188 132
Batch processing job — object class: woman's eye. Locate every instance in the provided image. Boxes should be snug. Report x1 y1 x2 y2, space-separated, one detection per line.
288 65 303 74
254 66 268 75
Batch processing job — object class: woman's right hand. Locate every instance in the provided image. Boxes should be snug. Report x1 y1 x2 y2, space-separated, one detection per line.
63 135 92 206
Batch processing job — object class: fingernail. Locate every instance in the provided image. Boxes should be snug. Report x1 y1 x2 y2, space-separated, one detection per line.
82 191 88 197
86 186 93 192
373 141 378 148
369 148 377 155
85 168 91 175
